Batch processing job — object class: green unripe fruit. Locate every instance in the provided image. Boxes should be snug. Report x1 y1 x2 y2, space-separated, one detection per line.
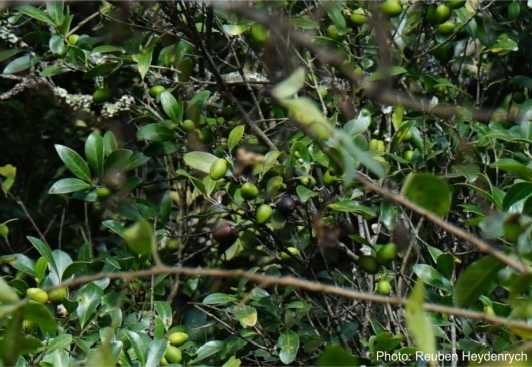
448 0 466 9
369 139 379 151
48 288 67 303
323 170 335 186
256 204 273 224
281 247 299 260
377 243 398 265
437 21 455 36
92 88 111 103
350 8 369 25
513 92 526 104
181 119 195 132
27 288 48 304
23 319 37 332
123 219 153 256
241 183 259 200
326 25 344 41
377 140 386 152
67 34 80 45
149 85 165 98
168 331 189 346
167 239 179 250
376 280 392 295
161 357 168 365
251 23 270 43
358 255 378 275
0 224 8 238
403 150 415 162
96 187 112 199
210 158 228 180
435 4 451 24
381 0 403 18
165 346 182 363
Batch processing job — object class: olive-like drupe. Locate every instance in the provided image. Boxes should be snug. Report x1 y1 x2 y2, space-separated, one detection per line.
276 196 297 215
213 224 237 245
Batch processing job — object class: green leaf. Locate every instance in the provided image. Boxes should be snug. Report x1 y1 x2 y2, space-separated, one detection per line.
317 345 364 367
17 5 53 24
405 280 436 367
145 339 167 367
189 341 225 365
27 236 58 276
49 178 92 194
124 152 151 171
233 305 257 327
49 35 66 55
0 309 23 366
328 201 377 218
0 164 17 196
271 67 306 100
183 152 219 174
436 253 455 280
401 173 451 217
104 149 133 175
103 131 118 156
85 342 114 367
0 277 19 304
160 91 183 123
85 132 105 178
228 125 245 151
296 185 318 203
77 283 104 329
186 90 211 122
412 264 447 291
222 24 251 36
279 97 333 140
343 109 371 138
367 66 407 82
55 145 92 182
3 54 41 74
489 159 532 181
453 256 505 308
41 65 71 77
46 1 65 26
137 124 176 142
144 142 180 157
23 302 58 332
84 61 123 79
137 45 154 80
503 182 532 211
123 218 153 255
175 169 206 195
278 331 299 365
203 293 237 305
222 356 242 367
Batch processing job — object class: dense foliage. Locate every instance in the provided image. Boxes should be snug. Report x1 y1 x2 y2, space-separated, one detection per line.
2 1 532 366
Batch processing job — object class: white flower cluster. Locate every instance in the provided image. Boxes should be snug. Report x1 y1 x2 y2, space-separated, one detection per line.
89 52 106 65
101 95 135 118
52 87 93 109
94 76 105 89
0 21 20 45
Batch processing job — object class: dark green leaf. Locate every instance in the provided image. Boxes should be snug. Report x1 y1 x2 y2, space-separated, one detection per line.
103 131 118 156
137 45 154 80
104 149 133 175
186 90 211 122
453 256 505 308
23 302 58 332
143 142 180 157
49 178 92 194
189 340 225 365
489 159 532 181
17 5 53 24
137 124 176 142
412 264 447 291
296 185 318 203
160 91 183 123
402 173 451 217
317 345 365 367
503 182 532 211
85 132 105 178
27 236 58 276
55 145 92 182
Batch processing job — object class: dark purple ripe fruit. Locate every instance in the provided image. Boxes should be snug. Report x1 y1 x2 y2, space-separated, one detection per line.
213 224 237 246
276 195 297 215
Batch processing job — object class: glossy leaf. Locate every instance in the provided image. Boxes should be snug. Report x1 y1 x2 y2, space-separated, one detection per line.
503 182 532 211
189 340 225 365
85 132 105 178
228 125 245 151
17 5 53 24
0 277 19 304
103 131 118 156
137 45 154 80
271 67 306 100
145 339 167 367
137 124 176 142
405 280 436 367
328 201 377 218
23 302 58 332
27 236 58 276
104 149 133 175
203 293 237 305
160 91 183 123
49 178 92 194
233 305 257 327
454 256 505 308
183 152 219 174
55 145 92 182
402 173 451 217
278 331 299 365
186 90 210 122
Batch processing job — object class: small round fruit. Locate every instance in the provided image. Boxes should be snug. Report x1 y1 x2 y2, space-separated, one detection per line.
398 129 412 142
67 34 80 45
167 239 179 250
27 288 49 304
369 139 379 151
437 21 455 36
182 119 195 132
165 345 182 363
96 187 112 199
251 23 270 43
377 242 398 265
256 204 273 224
23 319 37 332
0 224 8 238
161 357 168 366
92 88 111 103
513 92 526 104
403 150 415 162
210 158 228 181
149 85 165 98
48 288 67 303
326 25 344 41
448 0 466 9
435 4 451 24
381 0 403 18
350 8 369 26
323 170 335 186
276 195 297 215
376 280 392 295
241 183 259 201
213 224 237 244
376 140 386 152
168 331 189 346
281 247 299 260
358 255 378 275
